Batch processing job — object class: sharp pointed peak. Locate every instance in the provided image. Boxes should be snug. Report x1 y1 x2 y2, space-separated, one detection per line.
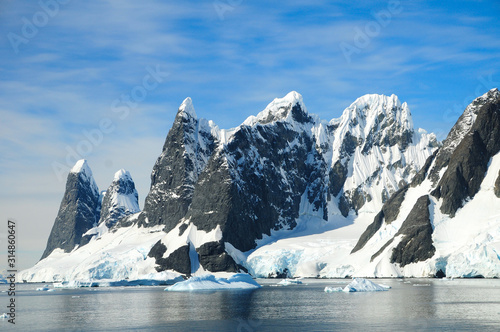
70 159 92 175
113 169 133 181
178 97 197 119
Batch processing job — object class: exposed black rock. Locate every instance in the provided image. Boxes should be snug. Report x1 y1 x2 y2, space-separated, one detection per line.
196 241 238 272
428 89 500 186
41 161 100 260
431 131 489 216
138 99 216 231
435 269 446 278
328 160 348 197
495 170 500 198
351 186 408 253
411 149 438 187
370 238 393 262
352 211 384 254
268 268 290 278
430 90 500 216
390 195 435 267
148 241 191 275
188 110 328 252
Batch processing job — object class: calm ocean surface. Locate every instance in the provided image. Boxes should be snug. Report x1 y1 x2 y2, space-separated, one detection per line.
1 278 499 331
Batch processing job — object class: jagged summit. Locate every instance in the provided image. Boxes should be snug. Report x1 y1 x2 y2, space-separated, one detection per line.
70 159 92 173
243 91 311 126
41 160 101 260
98 169 140 228
113 169 132 181
341 93 412 132
178 97 197 119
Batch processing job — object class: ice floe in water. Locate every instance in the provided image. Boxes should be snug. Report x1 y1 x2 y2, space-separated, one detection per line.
324 278 390 293
36 285 51 291
165 274 261 292
277 278 303 286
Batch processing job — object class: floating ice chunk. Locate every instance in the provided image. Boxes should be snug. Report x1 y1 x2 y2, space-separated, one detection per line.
0 313 9 319
165 274 261 292
343 278 390 292
278 278 303 286
36 285 50 291
325 278 390 293
324 286 343 293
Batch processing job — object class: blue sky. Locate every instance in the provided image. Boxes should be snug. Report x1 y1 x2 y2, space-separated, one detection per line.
1 0 499 269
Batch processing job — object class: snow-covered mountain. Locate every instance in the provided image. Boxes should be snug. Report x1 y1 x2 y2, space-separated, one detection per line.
347 88 500 278
21 90 500 282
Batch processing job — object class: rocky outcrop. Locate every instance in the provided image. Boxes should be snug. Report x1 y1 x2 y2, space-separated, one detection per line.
188 103 328 252
41 160 100 259
432 90 500 216
138 98 216 231
390 195 435 266
351 186 408 253
148 241 191 275
197 241 239 272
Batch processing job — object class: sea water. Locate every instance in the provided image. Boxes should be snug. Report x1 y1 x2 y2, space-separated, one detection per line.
1 278 499 331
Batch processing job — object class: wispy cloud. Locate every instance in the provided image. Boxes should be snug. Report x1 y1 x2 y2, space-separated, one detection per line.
1 0 500 269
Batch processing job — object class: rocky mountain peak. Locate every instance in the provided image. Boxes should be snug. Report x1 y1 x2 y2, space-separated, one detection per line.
178 97 197 119
337 93 414 152
98 169 140 228
41 160 101 260
243 91 312 126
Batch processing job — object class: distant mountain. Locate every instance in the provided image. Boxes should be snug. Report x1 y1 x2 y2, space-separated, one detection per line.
40 162 140 260
22 90 500 282
41 160 100 260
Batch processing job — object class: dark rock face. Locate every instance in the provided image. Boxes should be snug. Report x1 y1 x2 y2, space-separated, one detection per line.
148 241 191 275
328 160 348 198
189 113 328 252
41 163 100 260
138 99 216 231
495 170 500 198
432 94 500 216
196 241 238 272
351 186 408 253
390 195 435 267
352 211 384 254
411 150 438 187
99 170 140 228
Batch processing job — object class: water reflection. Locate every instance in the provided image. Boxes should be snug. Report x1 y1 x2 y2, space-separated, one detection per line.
4 279 500 331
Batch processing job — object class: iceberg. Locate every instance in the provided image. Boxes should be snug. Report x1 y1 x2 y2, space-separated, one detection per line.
0 313 9 319
324 278 390 293
36 285 51 291
277 278 303 286
165 274 261 292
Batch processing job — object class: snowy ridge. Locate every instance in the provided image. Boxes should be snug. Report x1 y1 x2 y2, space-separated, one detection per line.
24 90 500 283
243 91 307 126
